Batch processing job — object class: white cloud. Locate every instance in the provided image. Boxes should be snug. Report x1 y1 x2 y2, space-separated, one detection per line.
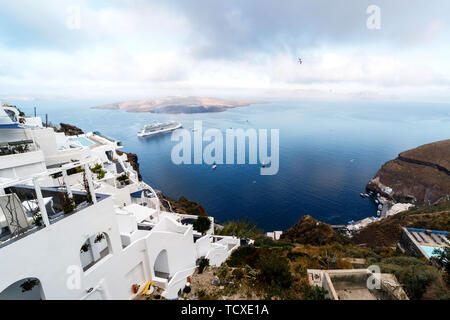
0 1 449 102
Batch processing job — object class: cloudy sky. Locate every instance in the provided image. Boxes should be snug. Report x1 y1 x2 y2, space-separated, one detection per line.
1 0 449 102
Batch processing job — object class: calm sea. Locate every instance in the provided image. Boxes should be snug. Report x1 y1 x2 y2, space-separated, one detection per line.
12 99 450 231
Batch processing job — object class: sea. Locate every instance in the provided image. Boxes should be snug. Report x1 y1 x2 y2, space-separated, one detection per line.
11 99 450 231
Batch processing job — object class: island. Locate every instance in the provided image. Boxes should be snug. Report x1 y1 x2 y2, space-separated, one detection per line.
93 96 265 114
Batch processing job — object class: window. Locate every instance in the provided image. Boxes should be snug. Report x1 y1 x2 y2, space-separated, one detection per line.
80 232 111 271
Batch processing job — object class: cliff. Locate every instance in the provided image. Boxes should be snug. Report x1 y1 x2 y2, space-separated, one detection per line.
57 123 84 136
366 139 450 204
116 150 142 181
158 194 208 216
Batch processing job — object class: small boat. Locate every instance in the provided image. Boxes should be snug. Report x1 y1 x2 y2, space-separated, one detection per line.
360 193 369 198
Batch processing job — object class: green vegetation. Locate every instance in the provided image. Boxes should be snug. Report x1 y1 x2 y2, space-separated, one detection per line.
117 172 130 185
217 218 263 239
193 216 211 235
300 282 329 300
90 163 106 180
198 258 209 274
368 256 440 299
61 192 76 214
431 247 450 285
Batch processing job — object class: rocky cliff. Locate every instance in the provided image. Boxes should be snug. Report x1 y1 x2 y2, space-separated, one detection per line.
57 123 84 136
366 139 450 204
280 215 347 245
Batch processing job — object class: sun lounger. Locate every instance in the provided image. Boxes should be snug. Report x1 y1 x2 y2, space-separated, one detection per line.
430 233 442 245
411 232 423 242
418 232 431 243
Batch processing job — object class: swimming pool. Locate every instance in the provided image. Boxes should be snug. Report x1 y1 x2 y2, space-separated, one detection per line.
69 136 95 147
421 246 443 258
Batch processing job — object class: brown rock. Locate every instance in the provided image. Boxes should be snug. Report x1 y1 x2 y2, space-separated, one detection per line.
366 139 450 204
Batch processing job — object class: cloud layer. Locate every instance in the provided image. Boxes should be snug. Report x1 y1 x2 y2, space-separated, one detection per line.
0 0 449 101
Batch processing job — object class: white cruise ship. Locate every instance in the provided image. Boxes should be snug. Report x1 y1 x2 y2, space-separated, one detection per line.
0 103 239 300
137 121 182 137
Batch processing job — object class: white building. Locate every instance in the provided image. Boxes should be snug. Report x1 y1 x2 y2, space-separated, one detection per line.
0 104 240 300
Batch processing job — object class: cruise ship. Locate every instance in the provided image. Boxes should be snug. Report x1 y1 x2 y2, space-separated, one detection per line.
0 103 239 300
137 121 182 137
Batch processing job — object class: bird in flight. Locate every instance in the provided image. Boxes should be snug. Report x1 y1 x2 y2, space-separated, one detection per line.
298 58 302 64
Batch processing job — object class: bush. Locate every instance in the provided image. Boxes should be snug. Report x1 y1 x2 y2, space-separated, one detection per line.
193 216 211 234
431 247 450 285
198 258 209 274
256 250 292 289
231 268 245 280
90 163 106 180
300 282 329 300
254 235 294 248
227 246 261 268
218 218 263 239
378 257 439 299
217 264 229 281
61 193 75 214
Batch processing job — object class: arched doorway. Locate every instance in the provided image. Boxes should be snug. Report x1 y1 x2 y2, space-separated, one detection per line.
0 278 45 300
154 249 170 279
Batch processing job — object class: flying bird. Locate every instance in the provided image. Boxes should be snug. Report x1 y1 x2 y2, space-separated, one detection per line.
298 58 302 64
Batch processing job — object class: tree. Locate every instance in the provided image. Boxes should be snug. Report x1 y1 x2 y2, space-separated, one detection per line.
432 247 450 285
193 216 211 235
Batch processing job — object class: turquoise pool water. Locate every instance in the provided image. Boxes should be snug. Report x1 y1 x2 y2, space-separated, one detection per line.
421 246 443 258
70 136 95 147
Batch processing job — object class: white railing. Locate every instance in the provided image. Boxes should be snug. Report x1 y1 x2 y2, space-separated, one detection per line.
163 266 196 299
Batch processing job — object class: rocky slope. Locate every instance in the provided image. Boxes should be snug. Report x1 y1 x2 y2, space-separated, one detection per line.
280 215 348 245
93 96 264 114
366 139 450 204
57 123 84 136
353 200 450 247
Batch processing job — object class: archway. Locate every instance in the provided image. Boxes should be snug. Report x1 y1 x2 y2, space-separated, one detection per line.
154 249 169 279
0 278 45 300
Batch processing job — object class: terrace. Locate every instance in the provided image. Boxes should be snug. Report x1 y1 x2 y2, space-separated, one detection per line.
0 161 109 249
399 227 449 260
307 269 409 300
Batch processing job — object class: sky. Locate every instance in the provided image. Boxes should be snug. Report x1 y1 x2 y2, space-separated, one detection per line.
0 0 449 103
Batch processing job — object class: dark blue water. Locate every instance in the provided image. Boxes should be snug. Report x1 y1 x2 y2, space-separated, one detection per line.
12 99 450 231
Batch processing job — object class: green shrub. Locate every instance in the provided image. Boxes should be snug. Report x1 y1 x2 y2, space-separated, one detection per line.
256 250 292 289
61 193 75 214
231 268 245 280
227 246 261 268
254 235 294 248
300 282 329 300
198 257 209 274
218 218 263 239
378 258 439 299
193 216 211 235
90 163 106 180
431 247 450 285
217 264 229 281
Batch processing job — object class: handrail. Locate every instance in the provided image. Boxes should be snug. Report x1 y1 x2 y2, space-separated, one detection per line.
167 266 196 287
